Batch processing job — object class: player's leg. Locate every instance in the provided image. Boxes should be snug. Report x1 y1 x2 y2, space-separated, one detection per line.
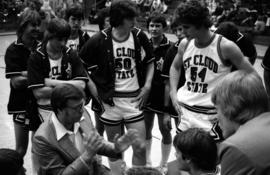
143 110 155 166
94 112 105 136
105 124 125 175
13 113 29 157
125 119 146 166
100 99 126 175
157 113 172 169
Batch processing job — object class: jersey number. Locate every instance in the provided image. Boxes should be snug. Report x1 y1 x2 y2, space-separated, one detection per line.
115 58 132 70
190 67 207 82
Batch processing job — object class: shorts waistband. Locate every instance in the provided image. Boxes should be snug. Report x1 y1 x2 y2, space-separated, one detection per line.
38 105 53 111
113 89 140 98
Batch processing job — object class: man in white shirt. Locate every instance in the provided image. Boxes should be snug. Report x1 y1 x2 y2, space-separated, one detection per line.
32 83 142 175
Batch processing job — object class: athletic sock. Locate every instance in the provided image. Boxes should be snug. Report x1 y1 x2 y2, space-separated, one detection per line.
160 143 172 167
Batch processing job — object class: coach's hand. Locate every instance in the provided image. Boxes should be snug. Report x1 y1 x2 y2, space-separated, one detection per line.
114 129 139 153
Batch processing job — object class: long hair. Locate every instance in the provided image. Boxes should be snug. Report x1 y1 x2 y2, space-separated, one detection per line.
17 9 41 39
43 18 71 42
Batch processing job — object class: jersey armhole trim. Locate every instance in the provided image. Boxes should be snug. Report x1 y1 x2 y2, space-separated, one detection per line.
217 35 230 67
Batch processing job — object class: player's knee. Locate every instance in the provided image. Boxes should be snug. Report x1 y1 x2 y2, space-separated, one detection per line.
162 135 172 144
159 125 171 136
16 147 27 157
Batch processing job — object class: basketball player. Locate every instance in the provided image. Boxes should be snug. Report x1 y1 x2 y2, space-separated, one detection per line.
65 4 90 52
28 18 88 123
79 0 154 174
5 9 40 157
143 12 173 171
169 0 255 141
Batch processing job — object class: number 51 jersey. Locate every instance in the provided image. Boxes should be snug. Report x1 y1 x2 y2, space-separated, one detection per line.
177 34 231 109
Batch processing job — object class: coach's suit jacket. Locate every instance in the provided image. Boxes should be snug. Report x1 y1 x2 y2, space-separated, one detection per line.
219 112 270 175
32 109 118 175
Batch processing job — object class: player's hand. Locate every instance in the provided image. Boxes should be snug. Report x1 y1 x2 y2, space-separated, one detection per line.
92 96 105 115
170 91 182 117
131 86 151 109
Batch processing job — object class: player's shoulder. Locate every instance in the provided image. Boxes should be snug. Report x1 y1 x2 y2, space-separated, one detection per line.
178 37 191 53
6 41 24 54
219 35 238 51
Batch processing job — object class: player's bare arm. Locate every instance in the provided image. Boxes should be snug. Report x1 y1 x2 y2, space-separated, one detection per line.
132 61 154 108
44 79 86 89
220 38 256 73
264 70 270 101
163 79 172 129
32 86 54 100
169 38 187 116
10 76 28 89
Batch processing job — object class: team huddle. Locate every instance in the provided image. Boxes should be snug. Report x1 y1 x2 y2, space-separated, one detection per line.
3 0 270 175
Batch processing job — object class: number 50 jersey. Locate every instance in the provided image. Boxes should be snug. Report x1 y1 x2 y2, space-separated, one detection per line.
177 34 231 109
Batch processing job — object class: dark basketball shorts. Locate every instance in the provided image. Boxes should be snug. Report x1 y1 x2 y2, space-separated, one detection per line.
13 113 30 127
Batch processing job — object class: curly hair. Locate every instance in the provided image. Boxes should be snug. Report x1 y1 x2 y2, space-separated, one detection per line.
174 0 212 28
110 0 138 27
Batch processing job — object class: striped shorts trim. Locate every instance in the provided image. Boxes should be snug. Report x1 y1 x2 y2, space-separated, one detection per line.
99 96 144 126
99 113 144 126
13 113 30 126
179 102 217 115
114 89 140 98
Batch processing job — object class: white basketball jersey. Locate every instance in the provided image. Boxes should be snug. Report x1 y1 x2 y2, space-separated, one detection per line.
113 33 139 92
177 34 231 108
49 57 62 80
67 37 79 51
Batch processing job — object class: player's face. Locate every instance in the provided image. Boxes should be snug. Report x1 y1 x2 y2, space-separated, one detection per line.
23 21 40 40
49 37 68 51
176 26 185 39
68 15 82 31
216 105 236 138
64 99 85 124
103 17 110 29
121 17 136 31
148 21 164 39
181 23 197 39
174 148 189 171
